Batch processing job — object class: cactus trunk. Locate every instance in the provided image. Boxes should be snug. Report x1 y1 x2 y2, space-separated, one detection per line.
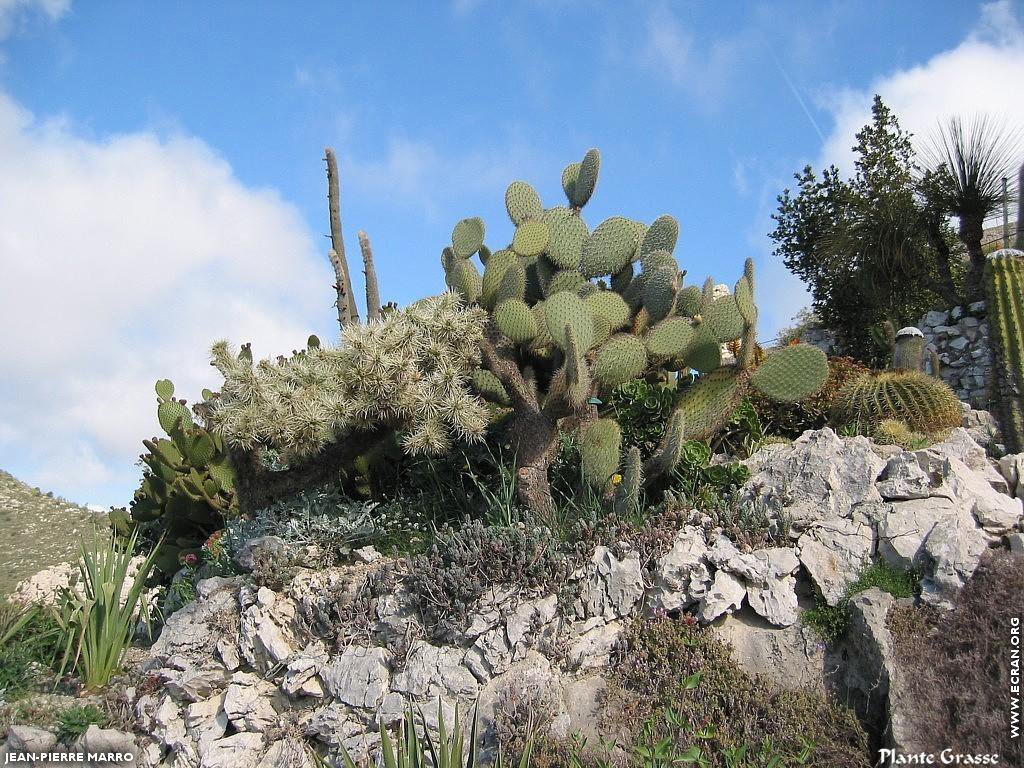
984 249 1024 453
325 147 359 328
358 230 382 320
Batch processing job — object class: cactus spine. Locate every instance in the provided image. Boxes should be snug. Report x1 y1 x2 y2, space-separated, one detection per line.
984 249 1024 452
441 149 829 520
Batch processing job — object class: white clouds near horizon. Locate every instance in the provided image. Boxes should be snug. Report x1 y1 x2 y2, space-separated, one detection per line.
0 92 332 505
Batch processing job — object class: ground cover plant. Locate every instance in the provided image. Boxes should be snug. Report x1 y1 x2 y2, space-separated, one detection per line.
887 551 1024 763
595 617 870 768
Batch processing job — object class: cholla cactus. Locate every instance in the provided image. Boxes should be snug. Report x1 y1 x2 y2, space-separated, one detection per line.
209 292 490 463
441 149 828 519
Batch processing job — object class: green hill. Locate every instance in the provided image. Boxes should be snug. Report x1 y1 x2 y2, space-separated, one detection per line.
0 470 106 595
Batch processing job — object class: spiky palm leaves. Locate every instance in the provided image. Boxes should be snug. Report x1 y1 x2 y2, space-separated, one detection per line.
209 293 490 463
922 115 1023 300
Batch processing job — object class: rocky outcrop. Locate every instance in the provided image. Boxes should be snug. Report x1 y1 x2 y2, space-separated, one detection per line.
9 427 1018 768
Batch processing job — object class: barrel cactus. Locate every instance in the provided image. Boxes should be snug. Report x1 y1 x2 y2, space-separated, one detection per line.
440 149 829 519
984 248 1024 452
831 370 962 435
123 380 237 576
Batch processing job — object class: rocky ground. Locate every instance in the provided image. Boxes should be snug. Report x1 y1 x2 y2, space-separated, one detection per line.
0 470 106 595
3 418 1023 767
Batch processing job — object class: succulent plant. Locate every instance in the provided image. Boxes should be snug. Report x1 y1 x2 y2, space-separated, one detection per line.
984 248 1024 452
440 149 829 520
124 379 237 577
872 320 941 377
831 370 963 434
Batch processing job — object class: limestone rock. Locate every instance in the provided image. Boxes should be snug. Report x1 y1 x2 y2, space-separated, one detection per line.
648 527 711 612
876 453 932 500
715 608 828 691
842 589 927 756
71 726 139 765
321 646 391 709
222 672 282 732
740 429 885 527
574 547 644 621
199 732 265 768
6 725 58 752
798 517 874 606
391 640 478 700
697 569 745 622
998 453 1024 498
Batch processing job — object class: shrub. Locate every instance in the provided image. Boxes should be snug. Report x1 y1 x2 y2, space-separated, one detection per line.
225 484 428 564
0 604 66 700
54 529 160 691
406 521 581 640
209 292 489 463
750 356 870 439
888 551 1024 761
668 441 750 512
602 617 870 767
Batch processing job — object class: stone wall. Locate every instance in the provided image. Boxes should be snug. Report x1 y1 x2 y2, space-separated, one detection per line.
919 303 990 409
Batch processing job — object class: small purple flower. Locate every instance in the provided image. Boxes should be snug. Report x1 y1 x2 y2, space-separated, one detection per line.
184 553 199 567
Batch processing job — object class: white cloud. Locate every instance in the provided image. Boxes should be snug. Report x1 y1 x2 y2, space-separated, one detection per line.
642 5 750 109
0 0 68 38
0 92 333 506
818 1 1024 176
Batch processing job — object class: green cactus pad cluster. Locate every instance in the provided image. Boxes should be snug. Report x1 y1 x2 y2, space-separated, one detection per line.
749 343 830 403
452 217 485 259
438 149 828 514
594 334 648 388
127 379 237 576
505 181 543 225
494 298 539 343
512 220 551 258
581 217 641 278
544 291 594 351
471 368 511 406
582 418 622 488
831 370 963 434
984 249 1024 452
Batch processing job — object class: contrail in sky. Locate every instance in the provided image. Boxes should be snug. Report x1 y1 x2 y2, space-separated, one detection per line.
772 54 826 143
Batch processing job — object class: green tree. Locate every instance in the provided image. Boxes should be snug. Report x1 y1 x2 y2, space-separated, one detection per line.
772 96 963 362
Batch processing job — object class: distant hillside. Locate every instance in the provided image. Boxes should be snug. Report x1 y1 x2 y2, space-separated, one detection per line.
0 470 107 595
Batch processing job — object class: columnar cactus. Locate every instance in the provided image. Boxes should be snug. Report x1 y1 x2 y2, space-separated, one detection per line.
442 149 829 519
873 320 940 377
984 248 1024 452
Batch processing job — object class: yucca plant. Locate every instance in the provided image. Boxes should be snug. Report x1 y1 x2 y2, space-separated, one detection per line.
55 529 160 690
338 699 534 768
0 600 37 651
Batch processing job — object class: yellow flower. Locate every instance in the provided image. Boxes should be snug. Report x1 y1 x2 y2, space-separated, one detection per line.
611 473 623 485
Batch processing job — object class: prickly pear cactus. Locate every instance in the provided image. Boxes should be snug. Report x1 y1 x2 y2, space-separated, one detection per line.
984 249 1024 452
125 379 237 576
441 149 829 517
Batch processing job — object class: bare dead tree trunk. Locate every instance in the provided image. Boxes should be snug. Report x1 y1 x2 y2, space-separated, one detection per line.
358 230 382 320
325 148 359 329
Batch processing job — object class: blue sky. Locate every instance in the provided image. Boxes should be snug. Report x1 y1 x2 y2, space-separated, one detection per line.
0 0 1022 507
